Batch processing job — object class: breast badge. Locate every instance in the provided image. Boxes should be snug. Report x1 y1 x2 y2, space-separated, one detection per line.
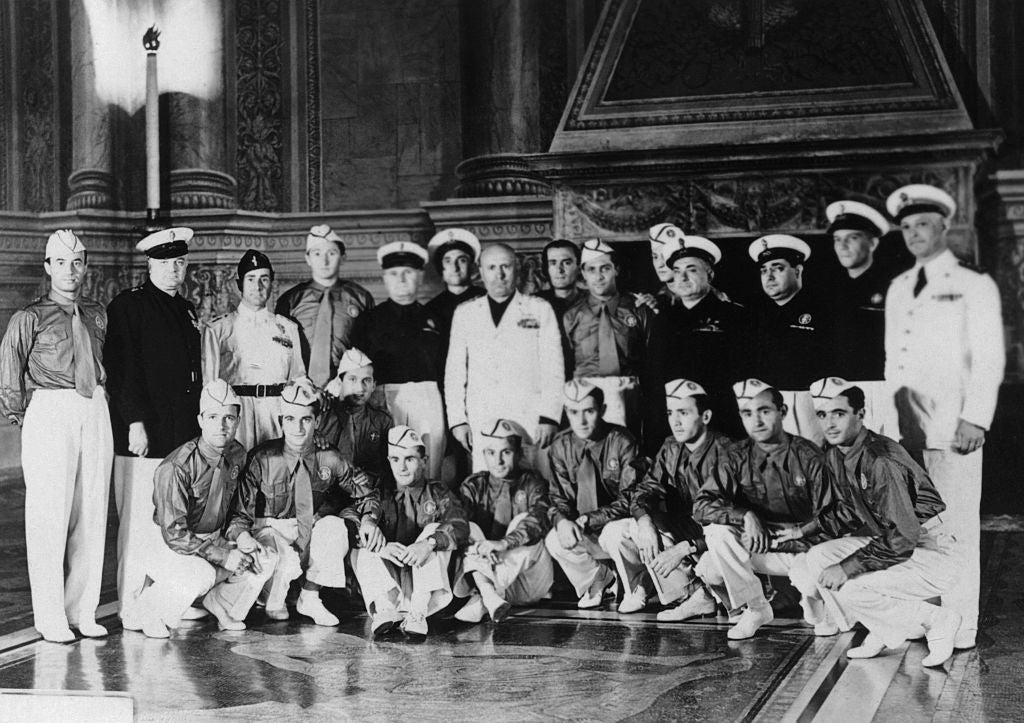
423 500 438 516
230 464 240 479
318 466 332 481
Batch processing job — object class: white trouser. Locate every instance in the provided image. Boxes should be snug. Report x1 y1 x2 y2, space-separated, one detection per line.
21 388 113 633
461 514 554 605
779 390 823 447
351 523 455 616
581 376 641 436
137 536 277 627
696 524 800 610
922 449 982 634
254 516 351 610
599 518 699 604
382 382 446 480
786 536 871 623
544 526 613 597
235 395 283 450
848 380 899 439
791 526 954 648
113 455 164 619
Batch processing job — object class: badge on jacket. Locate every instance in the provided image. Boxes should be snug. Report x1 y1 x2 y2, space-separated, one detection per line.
230 464 240 479
518 316 540 329
423 500 438 516
514 489 528 507
318 466 331 481
794 474 806 487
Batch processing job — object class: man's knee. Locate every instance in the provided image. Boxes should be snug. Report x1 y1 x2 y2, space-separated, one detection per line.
312 515 351 555
597 519 630 551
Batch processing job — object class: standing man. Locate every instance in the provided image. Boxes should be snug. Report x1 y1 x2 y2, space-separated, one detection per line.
105 226 203 631
694 379 833 640
136 380 277 638
424 228 485 338
545 380 641 610
826 200 898 435
648 223 683 305
203 250 305 449
748 235 830 446
537 239 585 320
445 243 564 472
353 241 447 479
275 224 375 387
562 239 654 433
0 230 112 642
884 184 1004 650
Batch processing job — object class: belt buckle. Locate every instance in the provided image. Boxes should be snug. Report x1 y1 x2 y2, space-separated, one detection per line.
255 384 266 397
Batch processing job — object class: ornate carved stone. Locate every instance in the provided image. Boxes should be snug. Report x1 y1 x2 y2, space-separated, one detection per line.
169 169 238 209
305 0 322 212
67 170 116 210
16 0 58 212
456 155 552 198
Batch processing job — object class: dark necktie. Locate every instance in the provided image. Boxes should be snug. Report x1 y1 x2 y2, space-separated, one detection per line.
72 304 98 397
292 459 315 551
913 267 927 298
196 458 227 534
308 290 334 385
576 446 600 514
596 304 619 376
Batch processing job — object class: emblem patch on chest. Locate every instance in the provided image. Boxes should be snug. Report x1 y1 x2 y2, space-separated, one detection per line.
518 317 540 329
794 474 806 487
318 466 332 481
515 490 527 506
623 314 637 327
94 315 105 330
230 464 240 479
348 306 360 317
423 500 438 516
608 458 619 471
798 314 812 325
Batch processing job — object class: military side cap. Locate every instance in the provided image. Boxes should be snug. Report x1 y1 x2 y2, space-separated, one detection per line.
336 347 374 376
809 376 853 411
733 378 775 401
649 223 683 254
666 235 722 268
748 234 811 265
563 378 599 403
580 239 615 266
885 184 956 223
45 229 86 260
480 418 522 440
826 200 889 237
237 249 273 280
307 224 345 253
200 379 241 413
427 227 481 265
377 240 429 270
280 377 320 406
137 227 192 259
665 379 708 400
388 425 424 450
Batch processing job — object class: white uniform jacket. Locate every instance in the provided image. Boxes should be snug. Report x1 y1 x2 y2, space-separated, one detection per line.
444 291 564 432
884 249 1004 449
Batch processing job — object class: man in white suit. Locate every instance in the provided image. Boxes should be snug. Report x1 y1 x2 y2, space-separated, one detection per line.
445 243 565 473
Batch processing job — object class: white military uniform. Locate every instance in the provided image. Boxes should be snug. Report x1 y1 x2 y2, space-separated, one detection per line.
445 291 564 472
202 305 305 449
885 247 1004 637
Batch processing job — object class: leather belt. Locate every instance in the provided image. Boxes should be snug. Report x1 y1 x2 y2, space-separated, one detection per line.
233 384 284 398
921 513 944 532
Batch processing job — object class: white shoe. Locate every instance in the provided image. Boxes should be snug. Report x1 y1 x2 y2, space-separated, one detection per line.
38 626 76 644
203 591 246 631
727 604 774 640
578 570 616 610
922 609 962 667
847 633 888 659
402 611 429 636
454 594 487 624
181 606 210 621
813 621 839 637
617 587 647 614
141 612 170 640
488 600 513 623
264 607 290 621
954 628 977 650
657 589 717 622
73 621 108 638
296 591 340 626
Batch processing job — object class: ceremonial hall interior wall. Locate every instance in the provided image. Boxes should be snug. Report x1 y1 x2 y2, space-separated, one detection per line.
1 0 1023 510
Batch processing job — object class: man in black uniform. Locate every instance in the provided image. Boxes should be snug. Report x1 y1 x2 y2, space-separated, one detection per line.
537 239 585 319
748 234 830 446
424 228 485 339
825 200 899 436
353 241 447 480
104 226 203 630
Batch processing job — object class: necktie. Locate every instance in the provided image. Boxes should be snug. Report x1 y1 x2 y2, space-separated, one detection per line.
308 290 334 386
492 480 513 537
71 304 98 398
576 447 600 514
913 267 927 298
292 459 315 551
397 488 419 544
196 459 226 534
596 303 619 376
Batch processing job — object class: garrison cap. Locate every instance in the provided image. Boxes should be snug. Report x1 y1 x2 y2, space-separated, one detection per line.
563 378 600 404
137 227 192 259
666 235 722 268
280 377 320 407
335 348 374 376
580 239 615 266
45 229 86 260
732 378 775 407
665 379 708 400
388 425 424 450
200 379 241 413
649 223 684 255
376 240 428 270
306 224 345 253
748 234 811 266
479 418 523 441
826 200 889 237
427 228 481 267
237 249 273 282
809 376 854 411
885 184 956 223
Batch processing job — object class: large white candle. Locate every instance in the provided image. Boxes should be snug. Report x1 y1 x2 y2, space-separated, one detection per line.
143 26 160 213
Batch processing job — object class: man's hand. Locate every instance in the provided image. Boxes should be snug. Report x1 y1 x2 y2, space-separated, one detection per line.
473 539 509 564
352 469 371 488
359 518 385 552
635 516 661 565
235 531 260 554
312 431 331 451
742 511 771 554
818 563 849 590
556 518 584 550
380 541 407 565
401 539 436 567
534 422 558 448
631 292 660 314
224 549 258 575
954 419 985 455
772 525 804 545
650 542 693 578
128 421 149 457
452 424 473 453
7 413 22 427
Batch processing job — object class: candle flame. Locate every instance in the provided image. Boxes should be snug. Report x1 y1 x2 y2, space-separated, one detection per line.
143 25 160 51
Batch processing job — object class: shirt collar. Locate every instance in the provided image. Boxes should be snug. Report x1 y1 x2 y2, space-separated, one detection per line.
751 434 792 467
196 438 227 467
282 442 316 470
835 427 870 477
236 303 271 320
587 293 620 314
913 248 956 273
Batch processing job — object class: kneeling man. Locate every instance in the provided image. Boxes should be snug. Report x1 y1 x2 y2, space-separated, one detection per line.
227 377 379 626
351 426 470 636
457 419 554 623
789 378 959 667
137 380 277 638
